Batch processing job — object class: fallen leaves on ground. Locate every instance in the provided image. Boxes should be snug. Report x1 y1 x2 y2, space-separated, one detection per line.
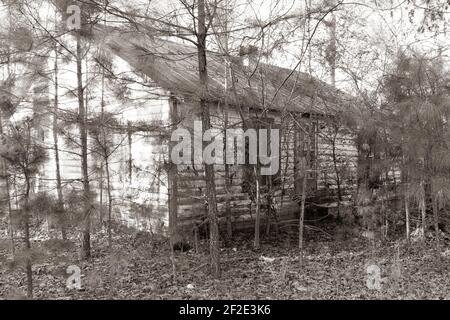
1 227 450 300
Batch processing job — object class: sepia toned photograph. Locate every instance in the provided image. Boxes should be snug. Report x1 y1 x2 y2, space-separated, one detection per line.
0 0 449 302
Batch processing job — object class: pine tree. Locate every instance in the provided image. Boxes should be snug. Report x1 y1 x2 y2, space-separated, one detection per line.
0 119 47 298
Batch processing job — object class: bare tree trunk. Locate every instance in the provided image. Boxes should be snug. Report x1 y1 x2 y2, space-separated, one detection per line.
328 5 340 220
280 125 289 209
432 193 439 247
331 131 342 219
224 106 232 241
420 181 426 240
99 164 104 227
127 122 133 183
405 186 410 242
105 156 113 249
168 97 179 278
77 34 91 259
299 163 307 265
197 0 220 278
224 158 232 240
299 125 313 265
53 44 66 240
254 166 261 250
0 112 14 256
3 1 14 258
24 171 33 298
266 176 273 237
24 221 33 298
223 30 232 242
99 49 106 230
403 160 410 242
329 11 337 88
98 54 113 249
6 177 14 256
202 88 220 277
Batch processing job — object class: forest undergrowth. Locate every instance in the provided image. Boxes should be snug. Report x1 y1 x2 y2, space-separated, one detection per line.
1 218 450 300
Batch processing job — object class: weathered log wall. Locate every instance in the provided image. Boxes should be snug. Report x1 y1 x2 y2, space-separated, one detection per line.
173 100 359 228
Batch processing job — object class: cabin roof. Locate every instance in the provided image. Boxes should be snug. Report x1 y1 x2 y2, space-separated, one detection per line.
92 25 356 115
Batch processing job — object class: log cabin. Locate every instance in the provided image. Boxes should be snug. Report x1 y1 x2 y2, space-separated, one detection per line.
86 26 359 232
1 25 359 235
